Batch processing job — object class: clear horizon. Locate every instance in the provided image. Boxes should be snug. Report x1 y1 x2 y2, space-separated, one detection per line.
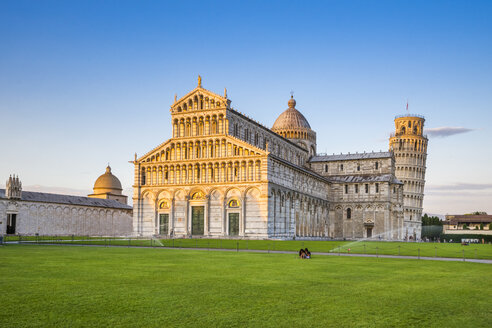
1 0 491 214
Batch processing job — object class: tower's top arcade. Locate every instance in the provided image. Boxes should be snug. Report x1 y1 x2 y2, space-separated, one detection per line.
393 114 426 138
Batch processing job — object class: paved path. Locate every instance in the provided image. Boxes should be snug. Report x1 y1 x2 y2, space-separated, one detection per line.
5 241 492 264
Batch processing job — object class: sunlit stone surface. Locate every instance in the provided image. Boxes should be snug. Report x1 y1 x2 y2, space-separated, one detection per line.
133 78 427 240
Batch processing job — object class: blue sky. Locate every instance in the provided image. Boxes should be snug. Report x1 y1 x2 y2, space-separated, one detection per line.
1 0 491 214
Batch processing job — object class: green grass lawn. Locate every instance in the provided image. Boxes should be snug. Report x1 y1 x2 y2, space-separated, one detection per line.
12 236 492 260
149 238 492 259
0 245 490 327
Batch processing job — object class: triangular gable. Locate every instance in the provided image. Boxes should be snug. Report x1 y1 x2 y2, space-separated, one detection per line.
171 86 231 113
137 135 268 164
137 139 173 163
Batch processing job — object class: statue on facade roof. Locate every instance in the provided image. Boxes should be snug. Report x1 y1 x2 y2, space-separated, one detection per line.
198 75 202 87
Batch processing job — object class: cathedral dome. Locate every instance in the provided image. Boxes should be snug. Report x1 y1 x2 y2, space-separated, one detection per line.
93 166 123 194
272 96 311 130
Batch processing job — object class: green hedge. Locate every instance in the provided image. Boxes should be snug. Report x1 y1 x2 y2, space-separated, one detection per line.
422 225 443 239
440 233 492 243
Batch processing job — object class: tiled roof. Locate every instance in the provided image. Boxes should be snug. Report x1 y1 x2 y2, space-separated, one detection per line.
0 189 132 210
444 215 492 224
272 107 311 130
310 151 392 162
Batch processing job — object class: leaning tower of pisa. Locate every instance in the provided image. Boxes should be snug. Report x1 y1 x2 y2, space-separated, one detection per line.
389 114 428 240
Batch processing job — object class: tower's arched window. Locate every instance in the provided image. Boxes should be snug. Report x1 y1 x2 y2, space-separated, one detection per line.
357 164 360 171
325 164 328 173
347 208 352 219
375 162 379 169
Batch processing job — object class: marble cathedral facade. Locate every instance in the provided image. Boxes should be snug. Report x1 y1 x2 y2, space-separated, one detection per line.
133 78 426 240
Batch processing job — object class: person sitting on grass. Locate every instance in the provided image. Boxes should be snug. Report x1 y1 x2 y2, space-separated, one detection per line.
299 249 306 259
304 248 311 259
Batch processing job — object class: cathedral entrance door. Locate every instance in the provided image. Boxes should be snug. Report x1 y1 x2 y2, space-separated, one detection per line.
192 206 204 235
228 213 239 236
6 214 16 234
159 214 169 235
366 227 373 238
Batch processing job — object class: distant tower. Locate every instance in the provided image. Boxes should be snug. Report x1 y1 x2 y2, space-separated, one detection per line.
6 175 22 199
389 114 428 240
